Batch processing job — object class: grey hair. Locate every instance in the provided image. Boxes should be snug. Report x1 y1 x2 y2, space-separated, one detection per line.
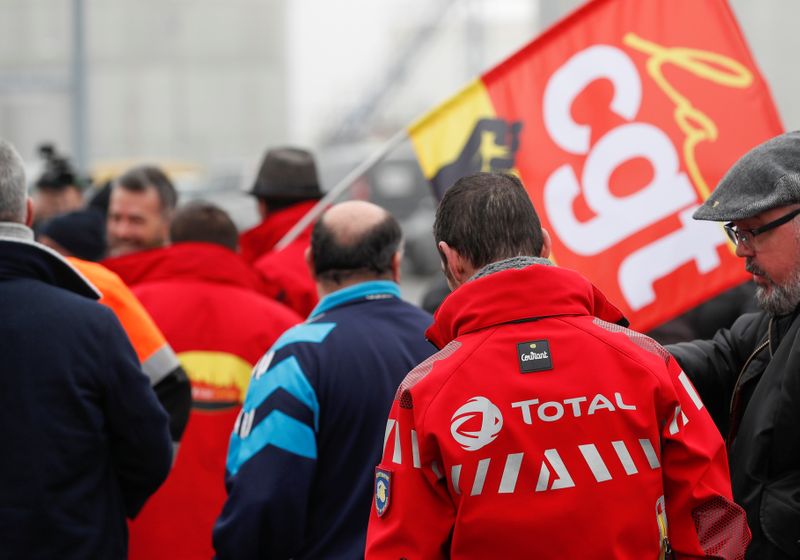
0 140 27 223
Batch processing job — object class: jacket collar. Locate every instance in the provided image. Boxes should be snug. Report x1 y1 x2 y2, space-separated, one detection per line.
0 222 34 242
0 221 100 299
239 200 318 263
426 263 626 348
102 242 267 292
309 280 400 319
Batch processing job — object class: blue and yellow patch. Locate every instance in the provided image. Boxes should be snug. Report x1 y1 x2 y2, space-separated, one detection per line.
374 467 392 517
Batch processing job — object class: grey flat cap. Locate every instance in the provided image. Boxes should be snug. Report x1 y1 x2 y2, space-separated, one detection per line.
694 131 800 221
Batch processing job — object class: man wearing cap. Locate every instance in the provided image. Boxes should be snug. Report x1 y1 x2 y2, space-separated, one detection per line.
239 147 323 317
669 130 800 559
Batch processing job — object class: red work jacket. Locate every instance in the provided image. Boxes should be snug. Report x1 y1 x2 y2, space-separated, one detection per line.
366 263 750 559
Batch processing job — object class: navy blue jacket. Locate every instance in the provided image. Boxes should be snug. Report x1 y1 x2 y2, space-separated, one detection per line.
214 280 434 559
0 227 172 559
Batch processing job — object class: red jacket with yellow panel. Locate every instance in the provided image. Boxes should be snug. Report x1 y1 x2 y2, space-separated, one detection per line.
104 242 301 560
366 259 750 560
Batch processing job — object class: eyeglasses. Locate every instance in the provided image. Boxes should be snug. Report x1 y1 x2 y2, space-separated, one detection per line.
724 207 800 250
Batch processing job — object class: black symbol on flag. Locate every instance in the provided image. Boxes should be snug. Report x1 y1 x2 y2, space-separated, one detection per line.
431 118 523 199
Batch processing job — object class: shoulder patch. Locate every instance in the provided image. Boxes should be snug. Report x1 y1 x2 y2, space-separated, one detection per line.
374 467 392 517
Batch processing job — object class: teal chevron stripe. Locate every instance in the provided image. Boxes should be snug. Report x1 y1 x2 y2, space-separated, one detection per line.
272 322 336 353
244 356 319 430
227 410 317 475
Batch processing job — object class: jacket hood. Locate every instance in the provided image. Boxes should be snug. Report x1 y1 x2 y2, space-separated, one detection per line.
102 242 266 292
0 222 100 299
239 200 317 263
426 263 627 348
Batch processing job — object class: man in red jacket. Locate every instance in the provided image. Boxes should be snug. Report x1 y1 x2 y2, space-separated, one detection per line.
366 172 751 559
105 201 302 560
239 147 323 317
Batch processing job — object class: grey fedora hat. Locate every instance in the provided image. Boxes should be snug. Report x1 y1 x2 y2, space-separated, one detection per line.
249 147 323 200
694 131 800 221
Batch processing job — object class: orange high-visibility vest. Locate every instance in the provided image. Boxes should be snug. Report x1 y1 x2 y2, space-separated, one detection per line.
67 257 180 388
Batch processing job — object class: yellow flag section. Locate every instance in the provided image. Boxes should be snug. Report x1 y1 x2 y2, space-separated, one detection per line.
179 351 252 408
409 80 500 199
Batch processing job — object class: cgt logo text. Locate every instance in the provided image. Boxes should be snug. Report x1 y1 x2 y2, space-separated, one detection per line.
451 392 637 451
541 39 747 310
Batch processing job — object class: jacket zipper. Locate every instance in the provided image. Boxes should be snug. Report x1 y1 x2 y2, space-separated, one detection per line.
729 318 772 415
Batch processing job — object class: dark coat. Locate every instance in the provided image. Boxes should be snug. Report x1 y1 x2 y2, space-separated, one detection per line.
0 231 172 559
670 309 800 560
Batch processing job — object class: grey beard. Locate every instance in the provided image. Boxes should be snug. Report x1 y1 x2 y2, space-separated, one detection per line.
748 259 800 315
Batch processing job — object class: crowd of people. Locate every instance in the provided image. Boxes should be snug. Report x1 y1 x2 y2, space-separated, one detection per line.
1 131 799 559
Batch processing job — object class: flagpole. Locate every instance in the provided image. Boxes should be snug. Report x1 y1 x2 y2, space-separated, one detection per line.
274 128 410 251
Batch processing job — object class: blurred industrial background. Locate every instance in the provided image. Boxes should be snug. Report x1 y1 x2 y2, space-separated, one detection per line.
1 0 797 299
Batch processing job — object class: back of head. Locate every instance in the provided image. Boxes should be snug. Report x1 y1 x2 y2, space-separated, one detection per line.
250 147 322 209
311 201 402 285
433 172 543 269
170 200 239 252
115 165 178 214
0 140 27 224
87 181 112 217
38 209 107 261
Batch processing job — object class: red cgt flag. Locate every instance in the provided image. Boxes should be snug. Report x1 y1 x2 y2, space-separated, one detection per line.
409 0 783 332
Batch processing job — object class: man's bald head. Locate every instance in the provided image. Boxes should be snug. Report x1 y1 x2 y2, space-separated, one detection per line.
310 200 403 286
320 200 391 245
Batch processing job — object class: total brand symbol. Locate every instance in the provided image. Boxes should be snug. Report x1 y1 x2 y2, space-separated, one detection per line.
450 396 503 451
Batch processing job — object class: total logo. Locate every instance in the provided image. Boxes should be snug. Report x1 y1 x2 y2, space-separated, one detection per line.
450 396 503 451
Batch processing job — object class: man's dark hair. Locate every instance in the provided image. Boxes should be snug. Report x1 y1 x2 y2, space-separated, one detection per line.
170 200 238 252
115 165 178 215
311 212 402 284
433 172 543 269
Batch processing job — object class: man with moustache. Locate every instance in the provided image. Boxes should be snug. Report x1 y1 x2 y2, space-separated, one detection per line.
669 131 800 559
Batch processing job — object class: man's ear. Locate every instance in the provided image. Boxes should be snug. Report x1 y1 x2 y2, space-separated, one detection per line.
25 197 33 227
390 251 402 284
438 241 470 287
304 246 316 279
540 228 552 259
